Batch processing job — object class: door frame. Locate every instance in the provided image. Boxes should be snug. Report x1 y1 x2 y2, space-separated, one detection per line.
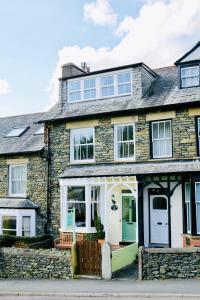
121 193 137 243
148 188 170 246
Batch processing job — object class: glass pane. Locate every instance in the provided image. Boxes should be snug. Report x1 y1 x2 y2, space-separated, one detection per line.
159 122 165 139
2 216 17 235
84 79 96 89
22 216 31 237
129 142 135 157
117 126 122 142
153 197 167 210
101 75 114 86
191 77 199 86
68 186 85 202
131 199 136 222
80 145 87 159
87 145 94 159
68 81 80 92
69 91 81 102
84 89 96 99
191 66 199 76
198 118 200 137
123 198 129 222
196 203 200 234
85 128 93 144
128 125 134 140
68 203 86 227
122 126 128 141
165 121 171 138
185 183 191 203
196 183 200 203
117 72 130 84
153 140 160 157
91 203 99 227
152 123 158 139
102 86 114 97
2 230 16 236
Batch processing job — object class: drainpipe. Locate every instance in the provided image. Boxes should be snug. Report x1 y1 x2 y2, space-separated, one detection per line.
44 123 52 235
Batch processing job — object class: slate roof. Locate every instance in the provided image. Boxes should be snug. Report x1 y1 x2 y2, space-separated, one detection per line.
40 65 200 123
59 160 200 178
0 198 38 209
0 112 45 155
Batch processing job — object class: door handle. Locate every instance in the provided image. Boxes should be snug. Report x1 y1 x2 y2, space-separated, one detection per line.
157 222 162 225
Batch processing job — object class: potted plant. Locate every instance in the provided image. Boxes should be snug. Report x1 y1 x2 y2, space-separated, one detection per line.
94 217 105 245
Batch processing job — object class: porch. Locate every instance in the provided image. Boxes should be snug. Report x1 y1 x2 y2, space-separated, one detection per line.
59 176 138 246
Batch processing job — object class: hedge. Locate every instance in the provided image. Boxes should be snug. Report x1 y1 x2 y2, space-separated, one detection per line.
0 234 53 248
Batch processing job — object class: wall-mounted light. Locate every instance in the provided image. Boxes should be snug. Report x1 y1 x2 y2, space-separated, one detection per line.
111 194 118 211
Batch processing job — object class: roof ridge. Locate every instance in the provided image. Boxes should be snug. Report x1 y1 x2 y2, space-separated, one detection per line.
0 111 44 120
153 65 175 71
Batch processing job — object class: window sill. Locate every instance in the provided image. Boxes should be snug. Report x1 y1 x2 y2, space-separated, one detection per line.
60 227 96 234
70 160 95 165
114 158 136 163
8 195 27 198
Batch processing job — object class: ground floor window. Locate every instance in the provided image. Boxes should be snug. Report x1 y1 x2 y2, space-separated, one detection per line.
64 185 102 232
185 182 191 234
0 209 35 237
2 216 17 235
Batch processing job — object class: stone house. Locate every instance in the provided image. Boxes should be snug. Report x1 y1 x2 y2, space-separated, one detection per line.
0 113 48 236
40 41 200 249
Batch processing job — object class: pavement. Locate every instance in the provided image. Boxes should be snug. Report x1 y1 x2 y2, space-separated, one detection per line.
0 278 200 298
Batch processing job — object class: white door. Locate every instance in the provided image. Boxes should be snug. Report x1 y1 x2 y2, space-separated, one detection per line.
150 195 168 245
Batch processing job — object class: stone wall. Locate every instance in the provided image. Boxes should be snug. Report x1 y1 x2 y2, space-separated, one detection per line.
139 246 200 280
0 152 48 235
0 247 71 279
48 108 199 234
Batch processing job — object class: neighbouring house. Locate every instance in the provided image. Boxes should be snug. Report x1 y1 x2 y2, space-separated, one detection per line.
0 113 48 237
40 41 200 249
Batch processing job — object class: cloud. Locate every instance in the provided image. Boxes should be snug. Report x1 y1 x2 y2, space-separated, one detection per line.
0 79 12 94
84 0 117 26
47 0 200 107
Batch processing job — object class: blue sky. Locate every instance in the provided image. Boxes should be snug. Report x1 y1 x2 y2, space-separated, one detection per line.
0 0 199 117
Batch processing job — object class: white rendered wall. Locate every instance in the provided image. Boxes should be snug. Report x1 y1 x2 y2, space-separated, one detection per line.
143 182 183 248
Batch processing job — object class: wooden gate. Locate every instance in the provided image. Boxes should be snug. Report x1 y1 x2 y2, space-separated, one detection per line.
76 240 102 276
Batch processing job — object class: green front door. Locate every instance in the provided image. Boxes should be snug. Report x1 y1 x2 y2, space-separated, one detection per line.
122 195 136 242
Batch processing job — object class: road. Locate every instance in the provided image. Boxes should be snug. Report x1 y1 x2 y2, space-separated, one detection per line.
1 297 200 300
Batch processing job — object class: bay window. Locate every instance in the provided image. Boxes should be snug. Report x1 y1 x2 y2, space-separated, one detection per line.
70 127 94 162
185 183 191 234
9 165 27 197
2 216 17 235
195 182 200 234
64 185 101 232
151 120 172 158
115 124 135 160
181 66 199 88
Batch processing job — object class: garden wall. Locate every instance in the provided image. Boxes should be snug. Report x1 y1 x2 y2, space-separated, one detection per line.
139 246 200 280
0 248 71 279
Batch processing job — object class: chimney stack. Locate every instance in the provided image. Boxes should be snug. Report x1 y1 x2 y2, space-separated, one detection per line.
81 62 90 73
61 62 86 79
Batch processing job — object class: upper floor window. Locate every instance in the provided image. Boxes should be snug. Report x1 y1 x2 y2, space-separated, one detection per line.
68 80 81 102
84 78 96 100
70 127 94 163
151 120 172 158
114 124 135 160
9 164 27 197
67 70 132 103
101 75 114 97
181 66 200 88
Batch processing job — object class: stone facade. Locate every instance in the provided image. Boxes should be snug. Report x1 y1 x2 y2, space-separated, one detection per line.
139 246 200 280
0 247 71 279
48 107 199 234
0 152 48 235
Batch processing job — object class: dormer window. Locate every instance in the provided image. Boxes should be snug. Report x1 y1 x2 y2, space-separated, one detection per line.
181 66 200 88
67 69 132 103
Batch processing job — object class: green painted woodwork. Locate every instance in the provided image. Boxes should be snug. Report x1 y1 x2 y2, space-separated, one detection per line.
112 243 138 273
122 195 136 242
67 208 75 229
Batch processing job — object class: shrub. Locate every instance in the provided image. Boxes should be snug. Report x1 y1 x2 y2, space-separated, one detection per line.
0 234 53 249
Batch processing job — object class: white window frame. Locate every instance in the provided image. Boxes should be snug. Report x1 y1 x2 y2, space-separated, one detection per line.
70 127 95 164
83 77 97 101
0 209 36 237
181 66 200 88
151 120 172 159
195 182 200 234
114 123 135 161
67 69 132 103
9 164 27 197
68 80 81 102
63 185 102 233
185 182 191 234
